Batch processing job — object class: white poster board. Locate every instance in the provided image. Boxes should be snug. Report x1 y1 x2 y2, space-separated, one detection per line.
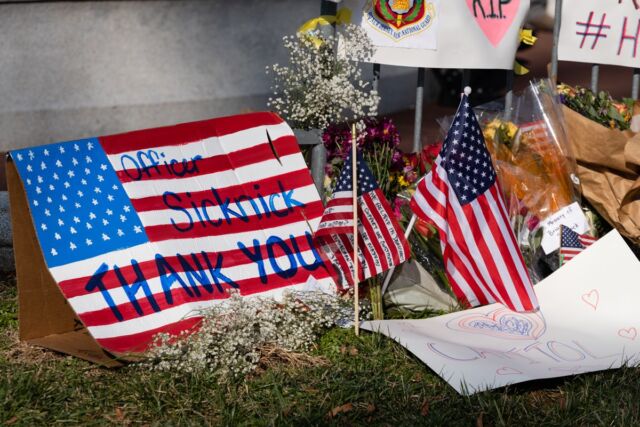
340 0 530 69
362 230 640 395
558 0 640 69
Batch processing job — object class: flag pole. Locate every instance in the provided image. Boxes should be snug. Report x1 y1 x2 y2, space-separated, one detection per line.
352 123 360 336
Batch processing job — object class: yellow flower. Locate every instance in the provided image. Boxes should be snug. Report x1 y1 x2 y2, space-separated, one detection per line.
483 119 518 144
486 118 502 129
505 122 518 140
557 83 576 97
397 175 409 188
484 127 496 141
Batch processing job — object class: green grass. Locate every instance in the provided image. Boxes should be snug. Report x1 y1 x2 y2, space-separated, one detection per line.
1 276 640 426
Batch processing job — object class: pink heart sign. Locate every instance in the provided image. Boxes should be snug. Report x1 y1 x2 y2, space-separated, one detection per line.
465 0 521 47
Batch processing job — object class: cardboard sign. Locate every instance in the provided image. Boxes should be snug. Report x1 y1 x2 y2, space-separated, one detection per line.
558 0 640 69
340 0 529 69
8 112 333 363
362 230 640 395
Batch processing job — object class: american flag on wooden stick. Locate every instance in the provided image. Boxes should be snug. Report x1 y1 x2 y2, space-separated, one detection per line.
559 225 597 265
314 151 409 288
410 94 539 312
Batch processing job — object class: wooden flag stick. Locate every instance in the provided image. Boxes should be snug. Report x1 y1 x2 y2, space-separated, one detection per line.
352 123 360 336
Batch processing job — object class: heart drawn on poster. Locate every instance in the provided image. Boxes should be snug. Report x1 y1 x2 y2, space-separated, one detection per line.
447 308 546 341
465 0 521 47
618 327 637 340
581 289 599 310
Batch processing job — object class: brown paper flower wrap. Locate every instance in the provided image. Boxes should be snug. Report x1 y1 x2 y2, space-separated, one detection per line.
563 105 640 243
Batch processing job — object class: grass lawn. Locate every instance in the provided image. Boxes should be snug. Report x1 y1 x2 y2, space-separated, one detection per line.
1 274 640 426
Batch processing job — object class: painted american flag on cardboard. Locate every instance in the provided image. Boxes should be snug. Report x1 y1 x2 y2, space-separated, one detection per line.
10 112 333 354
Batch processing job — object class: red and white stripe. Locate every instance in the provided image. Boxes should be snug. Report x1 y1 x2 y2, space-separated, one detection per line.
411 160 539 312
315 188 409 288
48 113 334 353
560 234 597 262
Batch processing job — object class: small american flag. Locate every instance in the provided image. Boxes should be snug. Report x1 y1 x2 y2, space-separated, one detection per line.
559 225 597 265
315 151 409 287
11 113 333 353
410 94 539 312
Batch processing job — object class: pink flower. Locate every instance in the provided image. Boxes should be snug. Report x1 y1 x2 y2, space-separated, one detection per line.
415 218 435 239
392 203 403 220
519 205 529 217
404 169 418 184
526 215 540 231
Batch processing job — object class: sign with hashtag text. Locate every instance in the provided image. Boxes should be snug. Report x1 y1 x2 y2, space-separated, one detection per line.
558 0 640 69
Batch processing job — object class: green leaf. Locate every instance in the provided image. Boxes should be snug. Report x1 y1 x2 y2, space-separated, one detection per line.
379 1 395 21
404 0 424 22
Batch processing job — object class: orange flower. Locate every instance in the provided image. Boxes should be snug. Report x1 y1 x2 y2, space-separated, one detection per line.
414 218 435 239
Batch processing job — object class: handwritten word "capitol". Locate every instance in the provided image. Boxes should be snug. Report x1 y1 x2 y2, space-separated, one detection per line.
428 339 622 364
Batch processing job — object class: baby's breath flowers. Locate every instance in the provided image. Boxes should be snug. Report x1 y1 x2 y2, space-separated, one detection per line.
267 24 380 131
143 290 370 380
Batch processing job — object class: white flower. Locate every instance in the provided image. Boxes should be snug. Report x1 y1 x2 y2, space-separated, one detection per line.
142 289 370 380
267 25 380 130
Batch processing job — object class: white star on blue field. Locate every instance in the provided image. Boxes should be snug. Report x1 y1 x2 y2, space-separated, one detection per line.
334 151 378 195
12 138 149 267
440 95 496 205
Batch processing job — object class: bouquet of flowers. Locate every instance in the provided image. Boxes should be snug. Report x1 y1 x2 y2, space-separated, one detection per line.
321 117 421 210
478 81 585 280
557 83 634 131
322 118 452 314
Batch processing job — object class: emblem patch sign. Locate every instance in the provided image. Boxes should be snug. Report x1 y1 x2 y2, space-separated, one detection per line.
362 0 439 49
342 0 529 69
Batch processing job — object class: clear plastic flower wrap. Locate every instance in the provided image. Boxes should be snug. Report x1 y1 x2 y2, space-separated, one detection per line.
439 80 585 282
487 81 584 281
